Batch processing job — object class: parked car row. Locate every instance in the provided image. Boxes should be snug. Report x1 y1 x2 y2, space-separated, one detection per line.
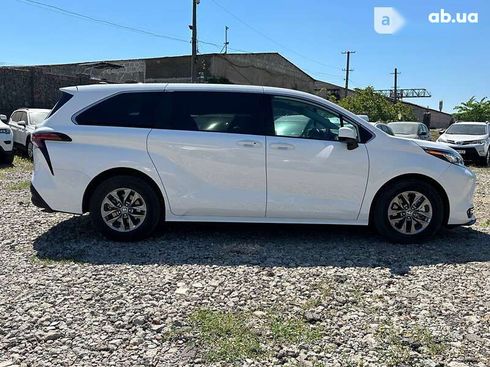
0 108 51 162
367 120 489 166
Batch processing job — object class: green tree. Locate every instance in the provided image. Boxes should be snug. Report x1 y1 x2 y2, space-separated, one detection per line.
337 87 416 122
453 97 490 122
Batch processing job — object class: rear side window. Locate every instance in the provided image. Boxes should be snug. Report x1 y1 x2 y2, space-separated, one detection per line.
10 111 20 122
76 92 167 128
159 92 263 135
47 92 73 119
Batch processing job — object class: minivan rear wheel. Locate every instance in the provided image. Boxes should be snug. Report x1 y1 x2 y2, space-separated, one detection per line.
373 179 444 243
89 175 161 241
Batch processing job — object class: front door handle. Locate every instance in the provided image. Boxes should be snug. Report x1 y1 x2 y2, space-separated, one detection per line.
270 143 295 150
237 140 262 148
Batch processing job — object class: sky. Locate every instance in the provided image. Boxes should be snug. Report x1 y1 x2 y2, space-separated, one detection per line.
1 0 488 112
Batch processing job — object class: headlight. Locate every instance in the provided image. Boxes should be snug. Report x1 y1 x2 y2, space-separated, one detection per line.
423 148 464 166
0 128 10 134
467 140 486 145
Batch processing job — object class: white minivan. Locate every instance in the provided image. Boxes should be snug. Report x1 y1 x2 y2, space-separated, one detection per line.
31 84 476 243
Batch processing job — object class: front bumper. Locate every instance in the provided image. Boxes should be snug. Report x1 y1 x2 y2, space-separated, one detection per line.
0 140 13 154
441 143 487 160
439 164 477 226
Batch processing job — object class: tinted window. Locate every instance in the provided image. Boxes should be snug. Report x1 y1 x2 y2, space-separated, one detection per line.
47 92 73 118
419 124 428 134
160 92 262 135
76 92 166 128
272 97 345 141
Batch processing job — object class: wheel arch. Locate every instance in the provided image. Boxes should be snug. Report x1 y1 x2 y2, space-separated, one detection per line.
368 173 450 226
82 167 165 215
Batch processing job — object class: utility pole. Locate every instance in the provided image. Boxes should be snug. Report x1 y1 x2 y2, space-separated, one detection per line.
190 0 200 83
342 51 355 98
391 67 401 102
223 26 229 54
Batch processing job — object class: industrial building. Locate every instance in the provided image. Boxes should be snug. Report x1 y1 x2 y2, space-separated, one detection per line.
0 52 453 127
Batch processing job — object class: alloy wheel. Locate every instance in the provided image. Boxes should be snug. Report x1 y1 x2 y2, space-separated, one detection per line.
387 191 433 235
100 188 147 232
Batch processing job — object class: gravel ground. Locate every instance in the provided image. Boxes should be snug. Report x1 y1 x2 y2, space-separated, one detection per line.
0 157 489 367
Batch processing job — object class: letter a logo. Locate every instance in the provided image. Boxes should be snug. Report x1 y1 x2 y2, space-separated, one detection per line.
374 7 406 34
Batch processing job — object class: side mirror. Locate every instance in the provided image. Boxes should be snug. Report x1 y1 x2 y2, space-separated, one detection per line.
18 120 27 127
338 127 359 150
0 114 7 123
439 129 445 135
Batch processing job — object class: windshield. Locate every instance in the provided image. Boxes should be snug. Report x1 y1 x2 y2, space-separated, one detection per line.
30 111 50 125
446 124 487 135
389 123 419 135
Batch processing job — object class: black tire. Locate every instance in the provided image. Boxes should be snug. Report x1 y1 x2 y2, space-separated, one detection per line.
480 150 490 167
26 137 33 160
1 151 14 165
373 179 444 243
89 175 162 241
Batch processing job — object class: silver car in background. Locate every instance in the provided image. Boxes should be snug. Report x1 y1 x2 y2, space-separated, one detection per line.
389 122 431 141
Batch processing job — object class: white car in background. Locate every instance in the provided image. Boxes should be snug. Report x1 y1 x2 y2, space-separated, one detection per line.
437 122 490 166
9 108 51 159
0 114 14 164
31 84 476 243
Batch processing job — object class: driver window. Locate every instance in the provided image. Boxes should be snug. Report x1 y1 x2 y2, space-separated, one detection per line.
272 97 342 141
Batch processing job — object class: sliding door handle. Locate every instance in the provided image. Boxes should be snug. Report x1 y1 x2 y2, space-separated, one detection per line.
237 140 262 148
270 143 295 150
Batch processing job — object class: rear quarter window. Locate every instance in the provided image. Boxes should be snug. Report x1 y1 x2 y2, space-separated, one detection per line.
47 92 73 119
75 92 168 128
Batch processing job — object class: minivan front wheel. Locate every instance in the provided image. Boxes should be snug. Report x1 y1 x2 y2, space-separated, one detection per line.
373 180 444 243
89 175 161 241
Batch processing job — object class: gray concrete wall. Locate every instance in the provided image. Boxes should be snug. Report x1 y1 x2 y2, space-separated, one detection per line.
407 103 453 128
0 68 93 116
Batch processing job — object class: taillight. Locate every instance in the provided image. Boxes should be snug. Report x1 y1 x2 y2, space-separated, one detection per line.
32 132 71 175
32 132 71 149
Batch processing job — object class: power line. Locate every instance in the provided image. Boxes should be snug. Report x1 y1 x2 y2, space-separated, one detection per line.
209 0 340 71
13 0 348 84
15 0 222 49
